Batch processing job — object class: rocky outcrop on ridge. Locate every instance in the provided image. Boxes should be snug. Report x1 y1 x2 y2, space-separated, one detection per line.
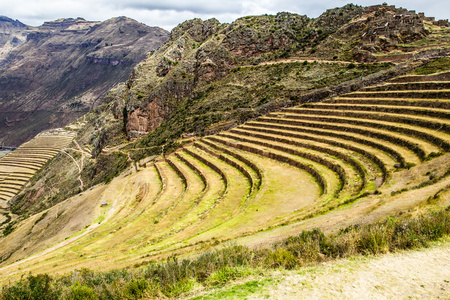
107 4 434 141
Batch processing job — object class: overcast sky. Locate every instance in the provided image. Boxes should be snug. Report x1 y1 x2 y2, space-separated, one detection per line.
1 0 449 31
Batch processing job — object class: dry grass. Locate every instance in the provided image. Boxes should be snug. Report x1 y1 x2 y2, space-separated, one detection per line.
2 208 450 299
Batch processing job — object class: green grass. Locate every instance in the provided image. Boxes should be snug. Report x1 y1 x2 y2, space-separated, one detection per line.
95 214 105 225
413 57 450 75
191 278 274 300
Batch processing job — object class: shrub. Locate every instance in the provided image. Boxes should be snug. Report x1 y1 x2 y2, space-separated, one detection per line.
406 162 416 169
124 279 148 299
266 248 297 269
66 282 98 300
1 281 29 300
357 225 390 254
2 223 15 236
34 212 48 226
1 274 60 300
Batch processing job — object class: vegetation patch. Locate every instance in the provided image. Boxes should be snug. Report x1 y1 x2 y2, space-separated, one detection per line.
0 212 11 227
33 211 48 226
2 208 450 299
2 222 15 237
413 57 450 75
82 152 129 185
191 278 274 300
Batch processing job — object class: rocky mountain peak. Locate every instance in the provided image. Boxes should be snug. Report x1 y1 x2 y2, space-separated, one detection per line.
170 18 222 42
106 16 135 23
0 16 26 28
40 17 97 31
111 3 437 142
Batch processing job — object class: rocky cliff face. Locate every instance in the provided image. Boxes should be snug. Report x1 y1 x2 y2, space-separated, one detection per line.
0 17 28 48
0 16 169 146
106 4 428 142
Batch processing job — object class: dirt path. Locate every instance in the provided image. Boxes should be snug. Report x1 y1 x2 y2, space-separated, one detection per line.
240 57 353 68
252 241 450 299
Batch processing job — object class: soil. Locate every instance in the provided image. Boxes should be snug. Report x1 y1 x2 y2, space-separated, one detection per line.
255 240 450 299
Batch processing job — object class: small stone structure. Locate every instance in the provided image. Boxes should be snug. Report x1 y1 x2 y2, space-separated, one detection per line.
360 3 449 46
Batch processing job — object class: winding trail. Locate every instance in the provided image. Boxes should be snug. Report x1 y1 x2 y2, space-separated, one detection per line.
60 150 84 191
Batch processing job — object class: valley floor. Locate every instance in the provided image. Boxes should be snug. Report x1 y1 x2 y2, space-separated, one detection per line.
188 238 450 299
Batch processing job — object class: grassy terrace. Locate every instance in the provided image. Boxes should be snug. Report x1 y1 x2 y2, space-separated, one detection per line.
1 64 450 293
0 130 75 204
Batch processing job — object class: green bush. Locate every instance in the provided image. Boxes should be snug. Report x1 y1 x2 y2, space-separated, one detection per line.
357 225 390 254
2 223 14 236
266 248 297 269
66 282 98 300
1 281 29 300
124 279 148 299
414 57 450 75
1 274 60 300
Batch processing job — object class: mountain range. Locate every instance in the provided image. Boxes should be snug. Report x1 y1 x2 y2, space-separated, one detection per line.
0 16 169 146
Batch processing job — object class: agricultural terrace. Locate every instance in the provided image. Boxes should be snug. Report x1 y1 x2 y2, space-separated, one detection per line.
1 65 450 282
0 129 75 209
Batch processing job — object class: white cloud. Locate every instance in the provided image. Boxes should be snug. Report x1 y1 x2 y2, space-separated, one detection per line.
102 0 244 14
0 0 448 30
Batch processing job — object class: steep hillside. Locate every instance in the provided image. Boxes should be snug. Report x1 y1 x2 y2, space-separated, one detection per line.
5 3 450 228
117 3 431 142
1 57 449 287
0 16 169 146
0 16 28 59
4 4 414 216
0 129 76 208
0 3 449 292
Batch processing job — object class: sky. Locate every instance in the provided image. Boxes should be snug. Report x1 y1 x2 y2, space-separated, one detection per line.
1 0 449 31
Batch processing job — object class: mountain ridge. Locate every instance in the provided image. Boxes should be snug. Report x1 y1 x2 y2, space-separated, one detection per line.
0 16 169 146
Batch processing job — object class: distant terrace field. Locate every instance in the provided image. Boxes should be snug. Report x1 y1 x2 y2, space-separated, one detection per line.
0 130 75 209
